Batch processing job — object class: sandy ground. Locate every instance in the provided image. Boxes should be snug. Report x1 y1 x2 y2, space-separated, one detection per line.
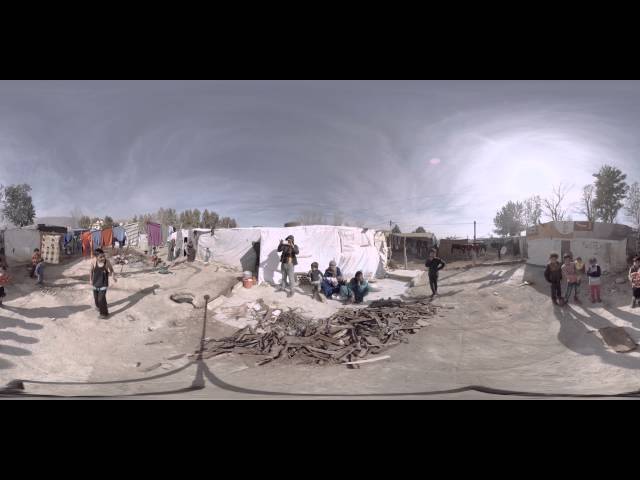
3 251 640 399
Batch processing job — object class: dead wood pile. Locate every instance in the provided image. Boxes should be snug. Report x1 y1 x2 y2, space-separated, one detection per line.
192 299 437 366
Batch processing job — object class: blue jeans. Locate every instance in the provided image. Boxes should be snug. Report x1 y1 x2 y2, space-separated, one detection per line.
566 282 579 300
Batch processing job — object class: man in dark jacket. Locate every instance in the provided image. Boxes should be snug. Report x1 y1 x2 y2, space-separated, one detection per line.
544 252 563 305
425 249 446 297
277 235 299 297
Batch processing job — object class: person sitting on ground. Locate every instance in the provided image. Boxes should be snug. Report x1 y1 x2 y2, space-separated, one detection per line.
628 256 640 309
561 253 580 305
90 249 117 319
342 271 370 304
30 248 41 278
586 257 602 304
308 262 325 302
35 258 45 286
322 260 344 299
424 249 446 297
544 252 563 305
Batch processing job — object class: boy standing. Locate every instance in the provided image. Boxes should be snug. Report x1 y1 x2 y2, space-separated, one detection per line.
308 262 326 302
30 248 41 278
586 257 602 303
628 257 640 308
424 249 446 297
544 253 563 305
35 258 45 285
561 254 580 305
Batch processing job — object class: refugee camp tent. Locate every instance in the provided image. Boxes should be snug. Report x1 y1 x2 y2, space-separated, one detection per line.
196 228 261 270
3 227 42 264
195 225 388 285
124 223 139 246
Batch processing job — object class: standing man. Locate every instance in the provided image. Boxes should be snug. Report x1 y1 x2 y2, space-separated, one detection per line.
277 235 299 297
424 249 446 297
90 248 117 319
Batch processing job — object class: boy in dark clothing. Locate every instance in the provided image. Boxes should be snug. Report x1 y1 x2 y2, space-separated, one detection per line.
308 262 326 302
628 257 640 308
424 249 446 297
586 257 602 303
544 252 563 305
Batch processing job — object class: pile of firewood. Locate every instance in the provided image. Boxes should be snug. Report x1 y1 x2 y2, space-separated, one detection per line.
192 299 437 366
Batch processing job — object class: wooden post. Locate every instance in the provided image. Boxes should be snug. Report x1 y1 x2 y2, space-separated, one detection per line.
403 236 407 269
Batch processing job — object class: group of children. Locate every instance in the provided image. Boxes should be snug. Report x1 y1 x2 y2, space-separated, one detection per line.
307 261 371 304
544 252 640 308
0 247 45 307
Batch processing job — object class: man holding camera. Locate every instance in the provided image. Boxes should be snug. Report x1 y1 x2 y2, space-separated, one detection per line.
277 235 299 297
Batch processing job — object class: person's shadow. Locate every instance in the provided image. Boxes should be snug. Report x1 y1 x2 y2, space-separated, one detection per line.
0 305 91 320
108 284 161 316
260 250 281 284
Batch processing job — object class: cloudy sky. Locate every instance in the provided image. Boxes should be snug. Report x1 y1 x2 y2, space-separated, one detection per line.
1 80 639 238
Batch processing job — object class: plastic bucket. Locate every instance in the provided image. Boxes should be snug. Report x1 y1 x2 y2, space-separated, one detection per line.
243 277 254 289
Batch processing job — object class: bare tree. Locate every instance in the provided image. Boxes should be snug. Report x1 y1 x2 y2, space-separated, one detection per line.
522 195 542 227
625 181 640 229
543 183 572 221
577 184 597 222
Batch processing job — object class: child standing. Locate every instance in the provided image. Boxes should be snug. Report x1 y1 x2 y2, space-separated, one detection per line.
544 252 563 305
561 254 581 305
575 256 585 297
308 262 326 303
34 258 45 285
628 256 640 309
586 257 602 303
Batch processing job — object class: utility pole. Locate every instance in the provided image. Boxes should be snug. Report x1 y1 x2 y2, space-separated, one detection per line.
474 221 476 242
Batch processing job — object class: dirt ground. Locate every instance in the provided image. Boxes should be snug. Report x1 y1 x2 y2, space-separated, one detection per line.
3 249 640 399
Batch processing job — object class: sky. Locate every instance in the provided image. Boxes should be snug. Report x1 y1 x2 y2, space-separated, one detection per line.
1 80 639 239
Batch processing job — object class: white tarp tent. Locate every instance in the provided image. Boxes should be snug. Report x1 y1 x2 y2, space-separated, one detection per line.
124 223 139 247
196 228 261 270
4 228 41 264
194 225 388 284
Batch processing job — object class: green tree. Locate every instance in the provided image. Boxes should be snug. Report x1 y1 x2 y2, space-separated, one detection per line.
103 216 114 228
79 216 92 229
392 224 401 234
414 226 426 233
493 201 525 236
165 208 178 227
1 184 36 227
593 165 629 223
192 209 201 228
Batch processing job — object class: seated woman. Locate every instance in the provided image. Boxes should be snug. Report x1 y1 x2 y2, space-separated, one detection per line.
322 260 344 299
341 271 370 304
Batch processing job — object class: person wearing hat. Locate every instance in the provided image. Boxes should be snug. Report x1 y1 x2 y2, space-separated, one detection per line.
322 260 344 299
277 235 299 297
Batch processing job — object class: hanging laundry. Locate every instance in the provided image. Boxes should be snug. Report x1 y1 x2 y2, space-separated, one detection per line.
147 222 162 247
113 226 125 243
82 232 92 257
91 230 102 251
102 227 113 247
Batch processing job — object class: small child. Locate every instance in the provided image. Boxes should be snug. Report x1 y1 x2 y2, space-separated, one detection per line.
0 267 10 306
561 254 580 305
544 252 563 305
308 262 326 303
586 257 602 303
575 256 585 285
628 256 640 308
35 258 45 285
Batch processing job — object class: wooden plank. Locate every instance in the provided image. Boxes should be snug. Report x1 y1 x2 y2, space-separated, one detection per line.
342 355 390 365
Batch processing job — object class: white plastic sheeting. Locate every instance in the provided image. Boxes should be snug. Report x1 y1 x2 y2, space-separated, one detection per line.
196 228 261 270
124 223 139 246
4 228 41 264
